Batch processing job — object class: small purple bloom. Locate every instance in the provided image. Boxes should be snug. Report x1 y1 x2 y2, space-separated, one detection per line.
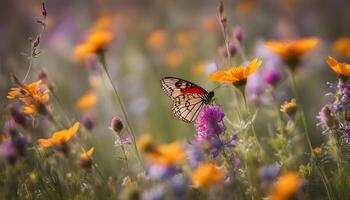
171 175 188 198
81 113 94 131
263 68 281 86
0 140 17 164
142 185 165 200
195 105 225 143
259 164 280 183
232 157 241 166
148 165 177 180
187 145 205 167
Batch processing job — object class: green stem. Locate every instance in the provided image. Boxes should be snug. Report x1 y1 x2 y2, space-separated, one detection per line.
98 52 143 167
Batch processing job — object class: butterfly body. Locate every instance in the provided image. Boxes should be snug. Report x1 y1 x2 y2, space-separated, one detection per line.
160 77 214 123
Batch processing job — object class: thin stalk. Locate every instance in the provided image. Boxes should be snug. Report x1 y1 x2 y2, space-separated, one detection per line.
288 69 333 200
218 16 232 66
98 52 142 166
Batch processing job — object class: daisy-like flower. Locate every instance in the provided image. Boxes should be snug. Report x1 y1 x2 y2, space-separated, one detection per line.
74 17 114 61
280 99 297 117
191 162 225 188
208 58 262 87
265 37 318 69
75 91 97 110
37 122 80 154
332 37 350 57
7 79 49 115
78 147 94 169
268 172 302 200
326 56 350 80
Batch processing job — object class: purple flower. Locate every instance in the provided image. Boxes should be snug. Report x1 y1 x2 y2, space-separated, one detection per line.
142 185 165 200
148 165 177 180
187 145 205 167
263 68 281 86
171 175 188 198
0 140 17 164
259 164 280 183
81 113 94 131
195 105 225 143
317 106 338 134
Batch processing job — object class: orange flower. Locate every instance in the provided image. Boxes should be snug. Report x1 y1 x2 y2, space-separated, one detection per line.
145 141 186 167
146 29 167 51
7 79 49 115
235 0 258 14
332 37 350 57
76 91 97 110
208 58 262 86
265 37 318 67
78 147 94 169
37 122 80 152
326 56 350 78
86 30 113 52
280 99 297 117
192 163 225 188
268 172 302 200
164 49 184 68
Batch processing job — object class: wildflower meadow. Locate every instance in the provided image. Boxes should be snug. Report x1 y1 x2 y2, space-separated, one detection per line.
2 0 350 199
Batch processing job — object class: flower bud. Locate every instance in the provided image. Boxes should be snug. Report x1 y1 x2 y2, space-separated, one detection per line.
319 106 338 129
220 42 237 58
111 117 123 133
263 69 281 86
81 113 94 131
233 26 244 43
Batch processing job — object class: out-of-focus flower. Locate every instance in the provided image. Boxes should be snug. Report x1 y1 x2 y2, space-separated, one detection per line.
7 79 50 115
81 113 94 131
332 37 350 57
148 165 177 180
78 147 94 169
220 42 237 58
192 163 225 188
265 37 318 69
0 134 28 164
208 58 262 87
171 175 188 198
164 49 184 68
280 99 297 117
268 172 302 200
146 29 167 51
176 31 194 48
141 185 165 200
76 91 97 110
110 117 123 133
5 120 18 136
235 0 258 14
37 122 80 153
92 16 113 31
259 164 280 183
146 142 186 167
193 61 218 75
263 68 282 86
187 145 205 167
74 17 114 61
195 105 225 143
313 147 321 154
137 134 155 152
9 105 26 127
317 106 338 133
326 56 350 79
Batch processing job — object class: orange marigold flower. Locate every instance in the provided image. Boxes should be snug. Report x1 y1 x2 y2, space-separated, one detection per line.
268 172 302 200
332 37 350 57
192 163 225 188
208 58 262 86
78 147 94 169
265 37 318 68
86 30 113 52
326 56 350 79
37 122 80 153
7 79 49 115
146 29 167 51
76 91 97 110
145 141 186 167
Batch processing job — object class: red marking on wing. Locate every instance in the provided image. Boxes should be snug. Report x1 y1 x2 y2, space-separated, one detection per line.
180 87 206 94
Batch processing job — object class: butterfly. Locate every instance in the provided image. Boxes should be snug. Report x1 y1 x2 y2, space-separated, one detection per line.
160 77 214 123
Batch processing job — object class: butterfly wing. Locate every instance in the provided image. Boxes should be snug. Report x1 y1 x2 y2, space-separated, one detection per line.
160 77 207 98
160 77 210 123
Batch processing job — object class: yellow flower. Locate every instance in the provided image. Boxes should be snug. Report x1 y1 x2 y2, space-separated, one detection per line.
326 56 350 78
164 49 184 68
332 37 350 57
137 134 155 152
192 163 225 188
268 172 302 200
280 99 297 116
37 122 80 152
265 37 318 67
7 80 49 115
313 147 321 154
208 58 262 86
78 147 94 169
146 142 186 167
76 91 97 110
74 42 96 61
86 30 113 52
146 29 167 51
